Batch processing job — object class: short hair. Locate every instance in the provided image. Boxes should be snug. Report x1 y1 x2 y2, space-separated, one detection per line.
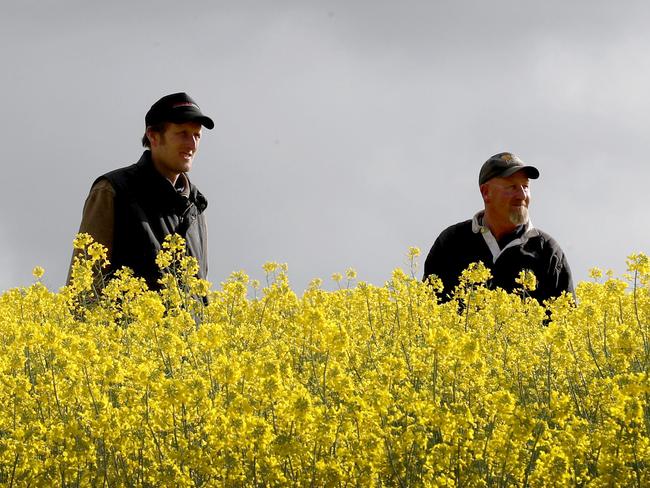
141 123 167 148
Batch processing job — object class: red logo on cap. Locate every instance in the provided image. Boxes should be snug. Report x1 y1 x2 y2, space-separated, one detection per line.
173 102 198 109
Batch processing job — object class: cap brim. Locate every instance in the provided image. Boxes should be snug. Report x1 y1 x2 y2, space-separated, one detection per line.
169 112 214 130
195 115 215 130
501 165 539 180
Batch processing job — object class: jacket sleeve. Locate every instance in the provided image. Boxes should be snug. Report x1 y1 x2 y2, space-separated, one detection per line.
555 251 575 299
423 232 454 299
66 179 115 284
538 239 575 302
423 237 442 282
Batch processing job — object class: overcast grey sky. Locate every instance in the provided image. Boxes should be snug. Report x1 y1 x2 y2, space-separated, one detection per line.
1 0 649 293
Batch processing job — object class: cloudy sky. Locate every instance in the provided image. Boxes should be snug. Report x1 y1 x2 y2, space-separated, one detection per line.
2 0 649 293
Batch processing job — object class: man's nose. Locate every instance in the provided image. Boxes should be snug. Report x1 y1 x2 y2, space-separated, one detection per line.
513 185 527 199
186 134 199 149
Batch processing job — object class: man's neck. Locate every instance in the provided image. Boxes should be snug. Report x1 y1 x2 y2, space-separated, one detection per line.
150 155 180 185
162 173 179 186
482 211 519 241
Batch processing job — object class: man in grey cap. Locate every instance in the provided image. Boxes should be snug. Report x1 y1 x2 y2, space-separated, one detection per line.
69 92 214 290
423 152 573 302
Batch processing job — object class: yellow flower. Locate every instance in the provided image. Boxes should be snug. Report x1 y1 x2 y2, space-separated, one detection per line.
262 261 279 274
155 251 172 269
588 267 603 280
4 239 650 484
516 269 537 291
307 278 323 290
72 232 94 250
459 261 492 285
626 252 650 275
32 266 45 279
408 246 421 259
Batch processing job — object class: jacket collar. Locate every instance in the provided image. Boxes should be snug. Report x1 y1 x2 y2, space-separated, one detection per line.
135 151 207 212
471 210 539 263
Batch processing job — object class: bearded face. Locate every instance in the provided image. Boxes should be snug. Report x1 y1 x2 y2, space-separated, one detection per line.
509 205 529 225
481 171 531 228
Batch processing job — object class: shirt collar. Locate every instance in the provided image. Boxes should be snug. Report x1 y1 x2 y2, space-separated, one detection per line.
471 210 535 236
175 173 190 197
472 211 538 263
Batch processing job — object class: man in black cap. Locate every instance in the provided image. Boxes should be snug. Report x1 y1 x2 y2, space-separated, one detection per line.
423 152 573 303
69 92 214 289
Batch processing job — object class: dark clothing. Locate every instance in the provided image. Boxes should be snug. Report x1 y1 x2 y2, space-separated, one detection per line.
496 224 525 248
423 213 573 303
84 151 208 290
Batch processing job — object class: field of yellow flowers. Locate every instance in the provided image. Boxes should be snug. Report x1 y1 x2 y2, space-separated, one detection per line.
1 234 649 486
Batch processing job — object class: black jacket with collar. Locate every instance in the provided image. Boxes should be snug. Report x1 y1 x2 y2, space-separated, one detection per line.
423 214 573 303
98 151 208 290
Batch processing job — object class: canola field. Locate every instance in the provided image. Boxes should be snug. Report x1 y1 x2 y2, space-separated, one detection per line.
1 235 649 486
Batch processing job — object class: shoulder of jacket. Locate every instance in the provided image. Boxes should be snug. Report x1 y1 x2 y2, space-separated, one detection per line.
432 220 473 249
439 219 473 238
89 178 116 194
94 155 150 195
95 164 134 185
526 227 566 253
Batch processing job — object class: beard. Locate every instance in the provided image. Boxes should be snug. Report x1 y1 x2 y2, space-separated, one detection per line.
509 206 529 226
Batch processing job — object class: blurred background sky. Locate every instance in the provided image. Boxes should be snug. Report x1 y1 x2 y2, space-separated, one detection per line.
1 0 649 293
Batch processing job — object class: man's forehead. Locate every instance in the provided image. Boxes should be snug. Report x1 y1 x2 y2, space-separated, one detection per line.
493 170 530 183
165 121 203 131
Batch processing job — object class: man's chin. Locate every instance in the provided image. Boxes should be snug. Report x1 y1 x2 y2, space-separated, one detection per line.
509 208 529 226
176 161 192 172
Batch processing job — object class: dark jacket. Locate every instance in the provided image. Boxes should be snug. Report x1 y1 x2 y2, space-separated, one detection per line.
99 151 208 289
423 213 573 303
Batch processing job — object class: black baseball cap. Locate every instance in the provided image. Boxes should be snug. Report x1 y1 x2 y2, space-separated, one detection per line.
145 92 214 129
479 152 539 185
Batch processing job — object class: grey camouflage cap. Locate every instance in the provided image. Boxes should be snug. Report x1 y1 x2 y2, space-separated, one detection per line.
479 152 540 185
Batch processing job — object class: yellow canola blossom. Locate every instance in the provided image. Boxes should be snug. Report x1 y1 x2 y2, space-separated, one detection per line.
0 235 649 486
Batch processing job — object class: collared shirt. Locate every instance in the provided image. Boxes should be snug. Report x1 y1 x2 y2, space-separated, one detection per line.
472 211 536 264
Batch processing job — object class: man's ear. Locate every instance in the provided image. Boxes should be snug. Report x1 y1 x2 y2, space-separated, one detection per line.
146 127 159 147
479 183 490 203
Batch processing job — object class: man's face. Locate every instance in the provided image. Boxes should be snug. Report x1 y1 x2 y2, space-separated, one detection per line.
481 170 531 226
148 121 203 180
